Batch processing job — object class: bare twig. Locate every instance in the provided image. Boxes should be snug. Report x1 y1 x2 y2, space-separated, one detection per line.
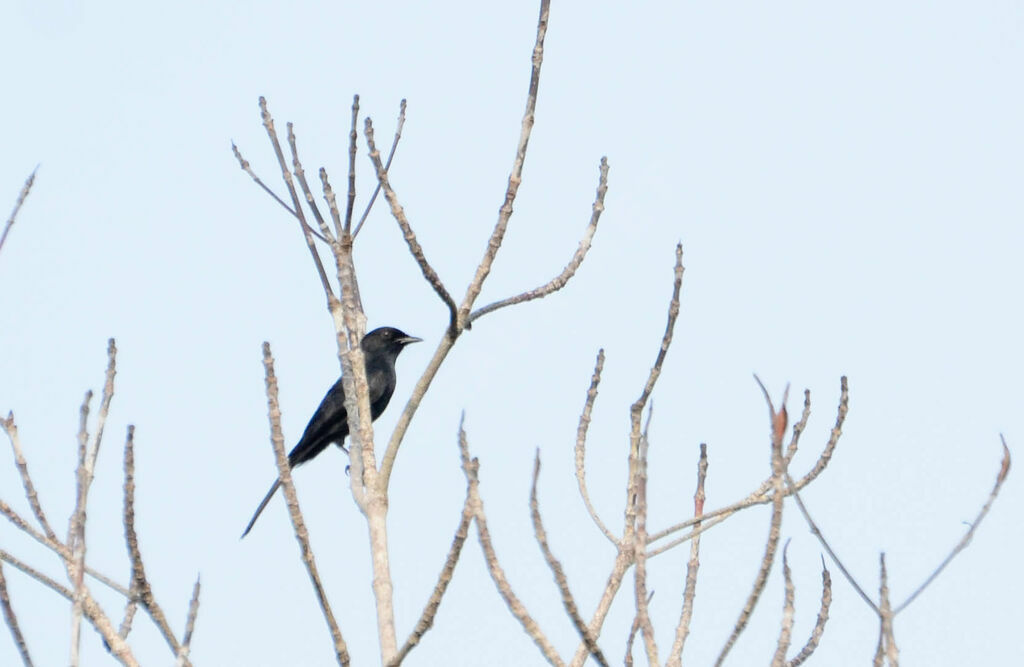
530 452 608 667
893 438 1011 614
1 413 56 542
0 560 33 666
784 469 878 614
624 591 654 667
122 426 187 661
388 491 473 667
457 0 552 327
0 168 37 257
344 95 359 237
460 424 563 665
364 117 458 326
787 558 831 666
353 99 406 239
468 157 609 324
288 123 333 243
573 350 616 543
715 380 788 666
176 576 201 667
258 97 336 298
771 541 796 667
633 424 659 666
666 443 708 667
262 343 349 665
0 550 72 600
232 143 299 218
876 555 899 667
648 376 848 557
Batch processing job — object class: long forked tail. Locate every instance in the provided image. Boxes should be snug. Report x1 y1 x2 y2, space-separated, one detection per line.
241 479 282 538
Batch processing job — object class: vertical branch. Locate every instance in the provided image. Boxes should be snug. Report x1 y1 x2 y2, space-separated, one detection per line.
666 443 708 667
344 95 359 236
262 343 349 666
877 555 899 666
632 421 658 666
0 561 33 667
573 350 616 543
529 452 609 667
715 380 788 667
771 542 796 667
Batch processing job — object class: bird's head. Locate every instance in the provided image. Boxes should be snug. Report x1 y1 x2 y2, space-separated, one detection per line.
361 327 422 357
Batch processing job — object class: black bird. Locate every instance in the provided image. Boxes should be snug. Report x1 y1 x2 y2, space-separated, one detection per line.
242 326 421 537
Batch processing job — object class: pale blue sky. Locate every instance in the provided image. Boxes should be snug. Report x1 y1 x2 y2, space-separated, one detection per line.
1 1 1021 665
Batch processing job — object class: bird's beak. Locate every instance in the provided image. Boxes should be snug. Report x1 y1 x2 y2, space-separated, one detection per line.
398 336 422 346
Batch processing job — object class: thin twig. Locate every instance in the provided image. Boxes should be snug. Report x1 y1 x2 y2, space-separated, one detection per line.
364 117 458 327
343 95 359 236
0 500 130 597
262 343 349 666
460 424 563 666
625 245 683 548
288 122 334 243
648 376 848 555
1 413 56 542
771 541 796 667
633 419 659 666
666 443 708 667
0 549 73 599
176 576 201 667
787 558 831 666
232 143 299 218
469 157 609 324
624 591 654 667
877 554 899 666
353 99 406 239
0 560 33 666
573 350 616 543
457 0 552 326
0 168 37 257
258 97 336 298
530 452 608 667
388 492 473 667
715 380 788 666
122 426 187 661
893 438 1011 614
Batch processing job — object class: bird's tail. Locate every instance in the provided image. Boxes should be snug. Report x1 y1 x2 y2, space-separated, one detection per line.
241 479 281 538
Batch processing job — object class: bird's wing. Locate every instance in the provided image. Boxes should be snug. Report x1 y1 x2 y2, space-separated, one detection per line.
287 379 348 466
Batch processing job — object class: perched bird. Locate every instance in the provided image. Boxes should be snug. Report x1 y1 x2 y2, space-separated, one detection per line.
242 326 421 537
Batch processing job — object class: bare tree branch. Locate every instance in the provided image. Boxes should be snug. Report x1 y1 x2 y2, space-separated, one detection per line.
232 143 299 218
0 560 33 667
0 168 37 257
573 350 616 543
261 343 349 666
459 424 563 666
875 555 899 667
122 426 188 662
787 558 832 667
175 576 201 667
354 99 406 239
1 413 56 542
258 97 336 298
364 117 458 326
344 95 359 237
893 438 1011 614
457 0 552 326
530 451 608 667
771 541 796 667
468 157 609 324
288 122 334 243
666 443 708 667
389 453 474 667
715 379 788 666
648 376 848 557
